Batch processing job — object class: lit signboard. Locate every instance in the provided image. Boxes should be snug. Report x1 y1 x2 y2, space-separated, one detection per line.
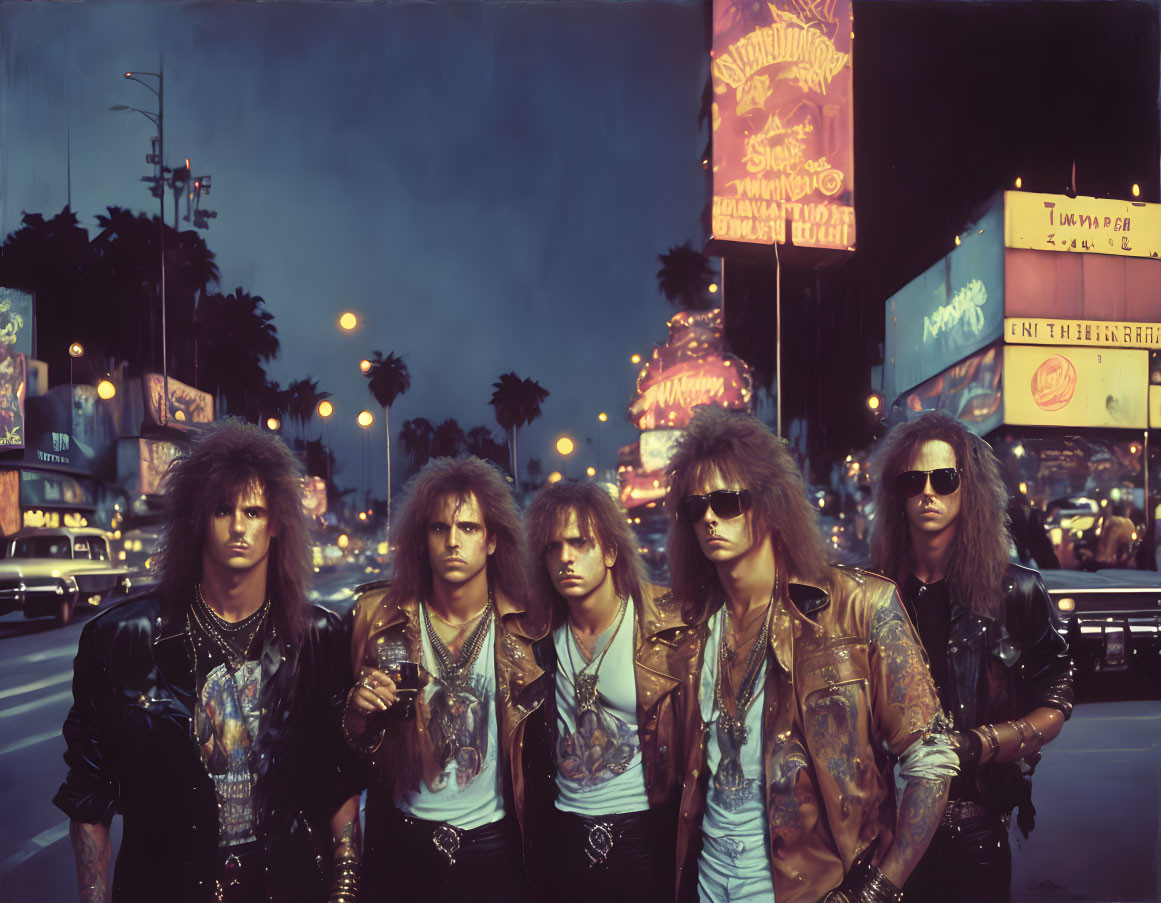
710 0 854 249
630 357 751 431
1005 317 1161 349
144 373 213 429
138 439 180 496
897 343 1003 437
0 288 33 356
1003 345 1147 428
0 350 25 448
1004 191 1161 259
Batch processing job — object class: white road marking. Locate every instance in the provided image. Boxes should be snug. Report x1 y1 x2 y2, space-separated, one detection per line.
6 646 76 667
0 670 73 701
0 819 71 874
0 690 72 719
0 728 60 756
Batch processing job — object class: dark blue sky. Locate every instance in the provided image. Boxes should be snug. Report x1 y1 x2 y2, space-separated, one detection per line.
1 0 709 497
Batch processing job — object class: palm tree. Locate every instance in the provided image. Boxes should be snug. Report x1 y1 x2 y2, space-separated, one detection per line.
430 418 465 459
490 372 549 485
399 417 435 474
286 377 331 443
466 425 507 470
195 287 279 419
656 241 714 311
364 351 411 530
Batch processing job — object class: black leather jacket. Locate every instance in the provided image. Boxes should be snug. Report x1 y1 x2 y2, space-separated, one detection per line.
903 563 1075 832
53 594 356 903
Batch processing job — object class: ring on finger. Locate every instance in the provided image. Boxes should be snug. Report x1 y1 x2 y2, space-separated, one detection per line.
361 677 376 690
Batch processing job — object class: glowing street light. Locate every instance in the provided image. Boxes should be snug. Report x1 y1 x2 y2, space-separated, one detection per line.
337 533 350 550
1132 183 1141 198
97 379 117 400
68 342 84 358
359 358 373 374
266 417 281 431
708 283 719 294
547 471 563 484
339 312 359 331
866 393 883 412
598 412 608 423
586 466 596 477
556 436 575 456
630 354 641 365
357 410 375 429
318 399 334 418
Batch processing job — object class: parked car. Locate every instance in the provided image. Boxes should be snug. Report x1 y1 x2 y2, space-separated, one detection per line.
0 527 133 626
1039 568 1161 687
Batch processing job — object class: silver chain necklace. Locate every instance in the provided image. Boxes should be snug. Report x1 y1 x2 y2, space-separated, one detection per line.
564 596 628 714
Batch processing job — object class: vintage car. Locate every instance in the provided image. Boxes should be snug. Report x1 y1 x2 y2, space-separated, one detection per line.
0 526 133 626
1039 568 1161 687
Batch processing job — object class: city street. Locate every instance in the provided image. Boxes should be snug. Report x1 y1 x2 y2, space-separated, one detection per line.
0 586 1156 901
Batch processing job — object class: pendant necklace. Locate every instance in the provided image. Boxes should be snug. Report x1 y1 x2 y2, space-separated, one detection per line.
713 590 775 778
565 596 628 715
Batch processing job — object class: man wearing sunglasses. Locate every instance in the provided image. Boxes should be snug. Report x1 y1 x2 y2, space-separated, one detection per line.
870 413 1074 903
668 406 957 903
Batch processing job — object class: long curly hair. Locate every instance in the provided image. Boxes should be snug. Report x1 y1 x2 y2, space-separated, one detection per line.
388 456 532 617
525 480 648 629
869 412 1010 620
153 418 311 647
666 406 832 623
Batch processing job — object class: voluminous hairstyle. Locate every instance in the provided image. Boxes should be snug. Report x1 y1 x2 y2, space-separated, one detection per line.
869 412 1009 620
524 480 648 629
153 417 311 647
388 456 532 616
665 406 832 623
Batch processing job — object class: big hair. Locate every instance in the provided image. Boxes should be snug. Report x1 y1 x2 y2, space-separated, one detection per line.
153 418 311 647
388 456 531 615
665 406 832 623
869 412 1009 620
525 480 648 629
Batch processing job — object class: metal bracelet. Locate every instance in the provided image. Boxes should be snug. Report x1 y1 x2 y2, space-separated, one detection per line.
981 723 1001 761
340 704 384 756
860 867 905 903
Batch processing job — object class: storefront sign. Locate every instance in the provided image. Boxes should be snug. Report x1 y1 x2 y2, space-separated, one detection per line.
138 439 180 496
0 350 26 448
0 288 33 356
1006 317 1161 349
897 344 1003 436
1003 345 1147 428
22 509 89 530
1004 191 1161 259
710 0 855 249
630 357 750 431
1150 385 1161 429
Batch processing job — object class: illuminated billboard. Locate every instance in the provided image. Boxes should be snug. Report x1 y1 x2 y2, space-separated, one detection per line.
138 439 180 496
898 344 1004 437
144 374 213 428
1004 191 1160 259
710 0 854 249
1003 345 1147 429
0 351 25 448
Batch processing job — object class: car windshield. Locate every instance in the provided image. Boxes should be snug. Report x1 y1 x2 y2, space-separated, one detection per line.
11 536 72 559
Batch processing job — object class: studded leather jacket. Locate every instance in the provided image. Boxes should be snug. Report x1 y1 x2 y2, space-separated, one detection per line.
54 594 355 903
900 562 1075 831
675 566 945 903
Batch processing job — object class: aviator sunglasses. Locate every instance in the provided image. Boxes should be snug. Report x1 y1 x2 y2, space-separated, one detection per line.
894 468 961 498
679 489 752 522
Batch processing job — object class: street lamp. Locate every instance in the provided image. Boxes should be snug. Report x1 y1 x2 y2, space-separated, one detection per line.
596 412 608 475
359 358 372 374
339 312 359 331
555 436 575 456
357 410 375 428
318 399 334 418
267 417 281 431
97 379 117 400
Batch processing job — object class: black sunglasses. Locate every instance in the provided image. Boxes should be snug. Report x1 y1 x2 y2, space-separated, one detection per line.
894 468 961 498
679 489 752 522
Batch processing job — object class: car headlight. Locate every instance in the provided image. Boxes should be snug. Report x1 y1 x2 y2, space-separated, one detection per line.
1057 597 1075 613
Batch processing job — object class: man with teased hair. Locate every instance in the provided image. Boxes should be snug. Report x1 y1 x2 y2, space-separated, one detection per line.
55 419 360 903
343 456 549 902
870 412 1074 902
523 479 701 902
668 405 956 903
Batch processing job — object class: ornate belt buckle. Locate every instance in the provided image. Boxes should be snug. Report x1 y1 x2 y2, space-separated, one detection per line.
584 820 615 866
432 823 463 867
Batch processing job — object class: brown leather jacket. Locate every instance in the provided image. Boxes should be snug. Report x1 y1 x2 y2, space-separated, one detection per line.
675 566 943 903
348 586 549 835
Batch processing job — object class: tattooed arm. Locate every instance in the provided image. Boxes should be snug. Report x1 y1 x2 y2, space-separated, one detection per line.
69 820 111 903
877 776 949 886
328 795 362 903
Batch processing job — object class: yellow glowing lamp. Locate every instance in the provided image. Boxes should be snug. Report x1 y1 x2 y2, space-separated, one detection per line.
1056 597 1075 613
358 511 367 521
547 471 563 484
357 410 375 428
97 379 116 400
338 312 358 331
1132 183 1141 198
267 417 281 431
318 399 334 418
359 359 372 374
630 354 641 365
337 533 350 550
1015 176 1023 189
708 283 719 294
68 342 84 358
598 412 608 423
866 393 882 412
586 467 596 477
556 436 575 456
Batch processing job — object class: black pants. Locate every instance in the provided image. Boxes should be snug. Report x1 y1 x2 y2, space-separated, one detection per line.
216 841 263 903
904 809 1011 903
545 805 676 903
363 809 530 903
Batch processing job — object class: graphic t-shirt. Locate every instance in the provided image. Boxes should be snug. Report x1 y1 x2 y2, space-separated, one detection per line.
698 608 774 886
190 615 267 847
553 602 648 816
398 612 504 830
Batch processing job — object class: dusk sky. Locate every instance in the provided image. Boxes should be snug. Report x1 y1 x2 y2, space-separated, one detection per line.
0 0 709 498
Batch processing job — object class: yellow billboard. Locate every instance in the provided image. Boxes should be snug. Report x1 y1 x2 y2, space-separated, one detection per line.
1004 191 1161 259
1005 317 1161 349
1150 386 1161 429
1003 345 1147 428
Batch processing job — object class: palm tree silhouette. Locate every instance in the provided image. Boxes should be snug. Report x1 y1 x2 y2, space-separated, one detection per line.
195 287 279 419
656 242 714 311
399 417 435 474
286 377 331 443
490 372 549 485
364 351 411 530
431 418 466 459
